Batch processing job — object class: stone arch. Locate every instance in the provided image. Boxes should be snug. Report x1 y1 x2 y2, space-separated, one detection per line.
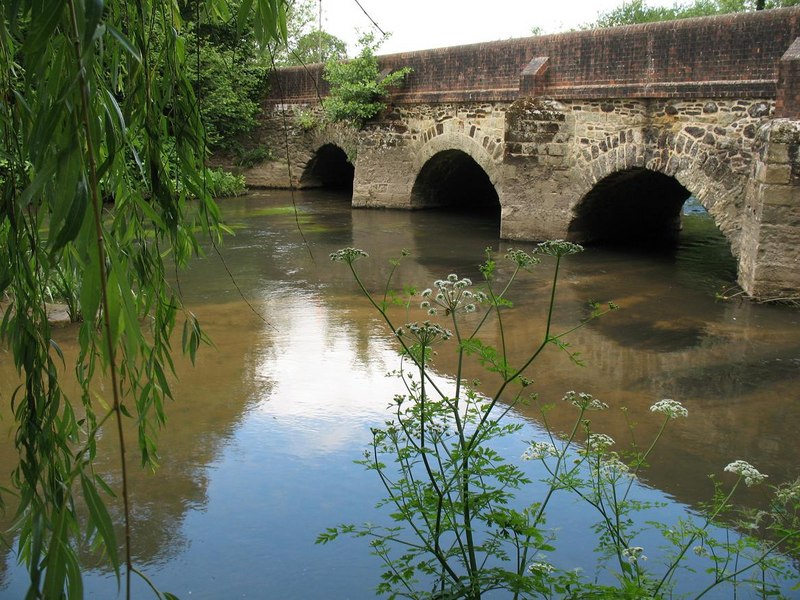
410 122 504 210
568 167 691 245
299 143 354 190
411 149 500 211
570 125 753 256
413 121 503 182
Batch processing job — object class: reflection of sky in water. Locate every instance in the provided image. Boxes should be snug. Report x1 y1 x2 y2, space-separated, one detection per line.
2 190 799 598
248 289 403 458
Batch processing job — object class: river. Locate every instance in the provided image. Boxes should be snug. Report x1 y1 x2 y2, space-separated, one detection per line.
0 189 798 598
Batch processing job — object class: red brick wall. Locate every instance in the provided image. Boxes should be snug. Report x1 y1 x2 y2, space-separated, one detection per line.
266 6 800 104
777 37 800 117
266 64 328 103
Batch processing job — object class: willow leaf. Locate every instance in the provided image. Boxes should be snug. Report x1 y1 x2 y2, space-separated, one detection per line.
50 178 89 254
23 0 67 54
106 23 142 62
81 0 104 53
81 472 120 576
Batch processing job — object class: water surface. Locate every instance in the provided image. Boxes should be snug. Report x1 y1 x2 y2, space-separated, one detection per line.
1 189 798 598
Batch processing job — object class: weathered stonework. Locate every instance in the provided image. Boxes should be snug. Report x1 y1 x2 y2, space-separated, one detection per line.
499 98 775 256
353 103 507 208
739 120 800 297
252 7 800 297
227 103 358 189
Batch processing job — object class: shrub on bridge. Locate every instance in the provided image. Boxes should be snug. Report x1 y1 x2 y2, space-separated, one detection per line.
323 33 411 128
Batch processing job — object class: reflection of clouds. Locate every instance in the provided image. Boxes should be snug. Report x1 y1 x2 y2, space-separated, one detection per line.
251 292 402 457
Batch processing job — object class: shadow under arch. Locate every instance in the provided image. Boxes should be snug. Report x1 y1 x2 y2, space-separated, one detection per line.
300 143 354 191
410 149 500 216
569 167 693 247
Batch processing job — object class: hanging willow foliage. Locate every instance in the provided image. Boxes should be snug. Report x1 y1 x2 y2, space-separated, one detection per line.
0 1 286 598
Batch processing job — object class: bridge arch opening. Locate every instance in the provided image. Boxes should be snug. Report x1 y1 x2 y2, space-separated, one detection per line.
570 167 738 289
300 144 354 191
411 150 500 215
569 168 692 246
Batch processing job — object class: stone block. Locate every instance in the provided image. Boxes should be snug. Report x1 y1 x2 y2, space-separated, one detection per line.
756 223 800 254
756 163 792 184
765 143 791 164
760 183 798 206
543 155 567 168
761 202 800 226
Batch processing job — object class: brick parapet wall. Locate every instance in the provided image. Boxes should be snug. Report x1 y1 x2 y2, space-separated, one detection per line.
777 38 800 117
266 7 800 105
266 64 328 104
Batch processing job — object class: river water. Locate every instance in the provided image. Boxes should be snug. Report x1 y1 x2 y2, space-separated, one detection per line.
1 189 799 598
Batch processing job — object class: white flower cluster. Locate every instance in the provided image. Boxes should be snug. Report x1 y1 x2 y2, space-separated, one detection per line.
585 433 615 453
419 274 487 317
329 247 368 263
505 248 539 269
563 390 608 411
622 546 647 564
394 321 453 345
599 454 631 480
724 460 768 487
521 441 560 461
776 479 800 504
650 399 688 419
536 240 584 258
528 561 554 574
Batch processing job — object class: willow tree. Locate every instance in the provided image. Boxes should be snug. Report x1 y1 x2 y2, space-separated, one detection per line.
0 1 286 597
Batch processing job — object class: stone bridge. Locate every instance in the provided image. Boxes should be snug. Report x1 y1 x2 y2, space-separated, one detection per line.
240 7 800 298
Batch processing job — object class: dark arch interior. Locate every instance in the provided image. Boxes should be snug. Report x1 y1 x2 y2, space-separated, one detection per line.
569 168 691 246
411 150 500 214
300 144 354 190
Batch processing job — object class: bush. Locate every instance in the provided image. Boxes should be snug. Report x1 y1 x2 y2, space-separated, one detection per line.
235 146 274 168
322 33 411 128
295 110 319 131
206 168 247 198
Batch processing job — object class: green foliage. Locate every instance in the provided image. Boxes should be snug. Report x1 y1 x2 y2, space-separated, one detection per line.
182 1 275 153
185 0 346 150
206 168 247 197
235 145 275 167
326 245 800 598
286 30 348 65
188 35 270 152
323 33 411 128
270 0 321 66
0 0 286 598
47 248 83 323
184 0 328 152
184 0 345 151
590 0 800 28
295 109 320 131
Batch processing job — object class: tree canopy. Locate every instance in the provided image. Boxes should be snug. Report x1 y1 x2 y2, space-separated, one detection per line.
286 30 348 65
589 0 800 28
0 1 286 598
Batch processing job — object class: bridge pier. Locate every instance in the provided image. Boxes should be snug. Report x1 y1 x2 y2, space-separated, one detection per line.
352 138 417 208
739 120 800 298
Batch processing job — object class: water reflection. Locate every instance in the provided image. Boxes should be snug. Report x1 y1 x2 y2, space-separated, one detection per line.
1 189 798 597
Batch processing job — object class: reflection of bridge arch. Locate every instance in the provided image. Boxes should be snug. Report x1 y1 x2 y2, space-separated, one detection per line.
300 143 354 190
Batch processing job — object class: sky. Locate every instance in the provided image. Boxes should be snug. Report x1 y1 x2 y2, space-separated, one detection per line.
319 0 678 56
